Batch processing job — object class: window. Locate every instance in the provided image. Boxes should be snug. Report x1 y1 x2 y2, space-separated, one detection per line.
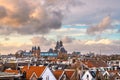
46 76 49 80
104 74 109 80
115 77 120 80
63 74 66 80
87 75 89 77
116 61 119 64
86 74 89 80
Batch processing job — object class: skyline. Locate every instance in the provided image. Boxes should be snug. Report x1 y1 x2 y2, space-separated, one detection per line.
0 0 120 55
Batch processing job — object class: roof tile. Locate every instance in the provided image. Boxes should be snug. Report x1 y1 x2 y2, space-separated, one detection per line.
65 69 75 79
53 70 64 80
4 69 19 74
22 66 46 79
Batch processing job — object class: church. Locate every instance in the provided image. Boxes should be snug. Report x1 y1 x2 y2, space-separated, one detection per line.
15 41 67 58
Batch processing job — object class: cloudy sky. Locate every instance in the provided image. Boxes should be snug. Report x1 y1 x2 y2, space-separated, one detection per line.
0 0 120 55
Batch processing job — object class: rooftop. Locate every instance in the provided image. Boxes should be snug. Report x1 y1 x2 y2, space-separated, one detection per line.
22 66 46 79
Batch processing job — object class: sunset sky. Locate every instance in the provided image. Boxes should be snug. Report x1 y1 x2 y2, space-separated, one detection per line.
0 0 120 55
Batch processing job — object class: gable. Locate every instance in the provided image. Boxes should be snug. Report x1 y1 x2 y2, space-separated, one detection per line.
53 70 64 80
82 71 95 80
65 70 75 79
40 67 56 80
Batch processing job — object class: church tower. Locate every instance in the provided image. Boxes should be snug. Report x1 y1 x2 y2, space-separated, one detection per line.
36 46 40 58
60 40 63 47
32 46 40 57
32 46 36 57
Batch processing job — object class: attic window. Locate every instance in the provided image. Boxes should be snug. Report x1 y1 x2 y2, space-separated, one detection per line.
46 76 49 80
87 75 89 78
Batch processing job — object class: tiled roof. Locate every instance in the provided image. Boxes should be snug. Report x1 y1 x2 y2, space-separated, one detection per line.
22 66 46 79
53 70 64 80
65 69 75 79
108 70 119 74
112 73 120 79
49 59 58 62
4 69 18 74
82 60 108 68
82 61 94 68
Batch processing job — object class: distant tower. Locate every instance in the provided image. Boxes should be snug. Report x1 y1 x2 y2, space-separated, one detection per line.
32 46 36 56
55 41 60 52
54 41 67 54
60 41 63 47
32 46 41 58
36 46 40 58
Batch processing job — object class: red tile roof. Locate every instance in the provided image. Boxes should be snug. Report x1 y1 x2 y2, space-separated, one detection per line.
53 70 64 80
22 66 46 79
108 70 119 74
4 69 18 74
65 69 75 79
82 60 108 68
82 61 94 68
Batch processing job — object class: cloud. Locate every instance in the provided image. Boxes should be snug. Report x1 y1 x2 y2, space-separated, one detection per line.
51 28 86 39
0 42 31 54
0 0 81 35
0 36 56 54
0 6 7 18
64 0 120 24
112 40 120 46
62 39 120 54
87 16 111 35
61 36 74 43
118 29 120 33
85 39 111 45
0 0 31 27
4 37 10 41
30 36 55 46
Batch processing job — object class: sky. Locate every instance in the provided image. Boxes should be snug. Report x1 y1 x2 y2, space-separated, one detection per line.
0 0 120 55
